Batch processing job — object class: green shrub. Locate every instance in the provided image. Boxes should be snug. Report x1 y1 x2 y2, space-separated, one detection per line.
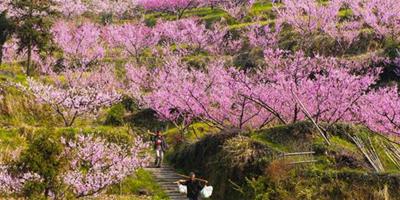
383 38 400 59
126 109 170 133
312 141 327 155
13 129 69 199
241 168 400 200
104 103 126 126
233 48 264 71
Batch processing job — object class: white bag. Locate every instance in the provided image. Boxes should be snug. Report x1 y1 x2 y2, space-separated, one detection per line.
178 184 187 194
200 185 213 198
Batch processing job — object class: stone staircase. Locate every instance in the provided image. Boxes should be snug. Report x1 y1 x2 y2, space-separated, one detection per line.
146 165 187 200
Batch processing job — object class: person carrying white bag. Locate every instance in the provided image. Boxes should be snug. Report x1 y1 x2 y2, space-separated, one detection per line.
200 185 213 199
175 172 212 200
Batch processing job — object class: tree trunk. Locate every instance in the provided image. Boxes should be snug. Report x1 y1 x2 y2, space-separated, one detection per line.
26 44 32 76
0 44 3 66
177 9 185 20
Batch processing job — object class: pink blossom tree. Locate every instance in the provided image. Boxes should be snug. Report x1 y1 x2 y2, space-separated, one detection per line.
0 0 11 14
217 0 256 19
276 0 362 48
126 49 387 133
0 38 43 66
103 23 159 63
156 18 210 49
26 67 121 127
138 0 202 19
0 166 42 196
21 21 120 127
0 135 150 198
247 23 280 49
53 0 88 18
88 0 138 18
276 0 341 35
247 50 380 125
61 135 150 197
1 39 18 64
350 0 400 40
155 18 231 54
51 21 105 69
361 86 400 135
52 0 137 18
126 55 271 130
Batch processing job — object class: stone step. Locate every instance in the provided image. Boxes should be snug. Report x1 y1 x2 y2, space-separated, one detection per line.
145 165 188 200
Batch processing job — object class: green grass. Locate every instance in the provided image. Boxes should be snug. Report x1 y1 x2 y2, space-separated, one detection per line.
144 0 275 29
164 122 218 144
106 168 169 200
0 128 26 152
228 20 273 29
248 121 400 173
329 136 359 153
251 132 288 152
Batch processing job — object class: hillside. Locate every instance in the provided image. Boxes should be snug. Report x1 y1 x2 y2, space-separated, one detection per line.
169 122 400 200
1 0 400 199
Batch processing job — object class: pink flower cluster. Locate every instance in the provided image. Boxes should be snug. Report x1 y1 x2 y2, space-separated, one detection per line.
61 135 150 197
254 50 379 125
138 0 202 15
126 49 400 135
52 0 138 18
362 86 400 135
138 0 255 19
52 0 88 17
155 18 227 52
0 166 42 195
103 23 160 62
27 67 121 127
0 0 11 13
248 23 280 49
276 0 400 43
350 0 400 39
101 18 235 60
51 21 105 68
0 135 150 198
218 0 256 19
276 0 362 44
127 57 270 129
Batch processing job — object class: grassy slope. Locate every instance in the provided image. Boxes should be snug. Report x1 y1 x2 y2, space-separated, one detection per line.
144 1 275 28
252 122 400 172
168 121 400 199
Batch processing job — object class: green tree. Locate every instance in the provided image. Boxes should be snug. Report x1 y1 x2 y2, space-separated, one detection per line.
10 0 55 76
15 131 69 199
0 11 14 65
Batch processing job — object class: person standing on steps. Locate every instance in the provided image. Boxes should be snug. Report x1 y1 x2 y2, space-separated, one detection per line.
176 172 208 200
148 130 168 168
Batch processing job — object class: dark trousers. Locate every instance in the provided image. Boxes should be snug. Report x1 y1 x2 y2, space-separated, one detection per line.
188 198 198 200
